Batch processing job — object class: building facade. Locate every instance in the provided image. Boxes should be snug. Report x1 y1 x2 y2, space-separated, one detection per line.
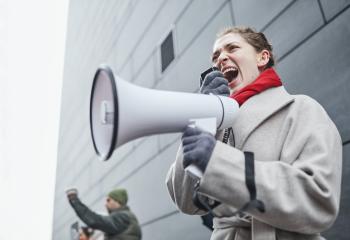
52 0 350 239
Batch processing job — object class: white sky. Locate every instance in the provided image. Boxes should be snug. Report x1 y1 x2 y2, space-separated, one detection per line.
0 0 69 239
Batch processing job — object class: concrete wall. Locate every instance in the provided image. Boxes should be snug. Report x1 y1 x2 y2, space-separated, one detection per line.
52 0 350 239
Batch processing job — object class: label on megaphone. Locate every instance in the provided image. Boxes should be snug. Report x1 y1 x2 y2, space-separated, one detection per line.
100 100 114 125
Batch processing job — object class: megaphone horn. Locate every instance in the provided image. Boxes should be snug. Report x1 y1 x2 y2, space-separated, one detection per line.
90 64 239 162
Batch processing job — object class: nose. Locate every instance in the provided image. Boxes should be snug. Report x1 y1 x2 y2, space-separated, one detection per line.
217 52 229 69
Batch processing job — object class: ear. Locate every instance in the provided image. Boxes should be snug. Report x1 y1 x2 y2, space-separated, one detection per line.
257 50 270 69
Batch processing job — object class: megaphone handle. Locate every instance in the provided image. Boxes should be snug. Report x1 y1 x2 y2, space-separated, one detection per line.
185 165 203 179
185 117 217 179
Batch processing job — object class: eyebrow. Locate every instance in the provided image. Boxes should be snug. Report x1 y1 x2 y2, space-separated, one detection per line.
211 42 240 62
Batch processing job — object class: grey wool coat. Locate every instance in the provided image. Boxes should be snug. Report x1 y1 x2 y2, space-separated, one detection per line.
166 86 342 240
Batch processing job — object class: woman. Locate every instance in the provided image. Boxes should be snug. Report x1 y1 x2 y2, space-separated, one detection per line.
166 26 342 240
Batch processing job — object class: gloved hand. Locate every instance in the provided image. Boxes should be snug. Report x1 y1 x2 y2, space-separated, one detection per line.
65 188 78 201
182 126 216 173
200 70 230 96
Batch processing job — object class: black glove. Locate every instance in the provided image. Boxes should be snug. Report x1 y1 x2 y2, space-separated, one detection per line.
182 126 216 173
200 70 230 96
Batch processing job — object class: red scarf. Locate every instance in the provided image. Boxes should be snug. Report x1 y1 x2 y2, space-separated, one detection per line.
230 68 282 106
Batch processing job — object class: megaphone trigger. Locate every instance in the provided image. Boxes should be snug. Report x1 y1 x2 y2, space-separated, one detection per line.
188 117 217 135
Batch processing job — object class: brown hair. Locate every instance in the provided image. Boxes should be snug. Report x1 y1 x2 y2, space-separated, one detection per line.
217 26 275 69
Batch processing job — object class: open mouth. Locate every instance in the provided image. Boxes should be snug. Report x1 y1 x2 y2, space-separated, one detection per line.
222 67 239 83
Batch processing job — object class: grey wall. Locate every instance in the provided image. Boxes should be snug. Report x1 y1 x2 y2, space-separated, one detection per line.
52 0 350 239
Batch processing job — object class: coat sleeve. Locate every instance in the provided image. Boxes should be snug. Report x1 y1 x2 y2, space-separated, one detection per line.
198 99 343 234
166 145 208 215
69 197 130 234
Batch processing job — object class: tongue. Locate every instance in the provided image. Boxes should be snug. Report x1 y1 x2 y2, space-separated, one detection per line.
224 69 238 83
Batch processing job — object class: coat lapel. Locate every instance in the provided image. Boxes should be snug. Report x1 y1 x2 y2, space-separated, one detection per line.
232 86 294 149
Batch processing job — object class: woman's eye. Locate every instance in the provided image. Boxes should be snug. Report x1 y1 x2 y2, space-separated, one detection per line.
228 45 237 51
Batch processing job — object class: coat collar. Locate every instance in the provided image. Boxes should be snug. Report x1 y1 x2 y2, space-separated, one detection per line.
232 86 294 149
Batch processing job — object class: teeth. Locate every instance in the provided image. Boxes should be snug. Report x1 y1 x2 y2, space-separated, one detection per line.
222 67 239 83
223 67 238 74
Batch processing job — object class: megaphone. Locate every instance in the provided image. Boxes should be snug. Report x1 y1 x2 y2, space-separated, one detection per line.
90 64 239 170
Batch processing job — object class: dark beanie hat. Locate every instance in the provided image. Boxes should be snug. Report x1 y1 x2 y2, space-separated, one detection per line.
108 188 128 205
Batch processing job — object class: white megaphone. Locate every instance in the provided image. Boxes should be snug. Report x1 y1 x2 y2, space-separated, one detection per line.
90 64 239 178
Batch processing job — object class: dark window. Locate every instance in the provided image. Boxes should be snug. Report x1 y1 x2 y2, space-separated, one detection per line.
161 31 175 72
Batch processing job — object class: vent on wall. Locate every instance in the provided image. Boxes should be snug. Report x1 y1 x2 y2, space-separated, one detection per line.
160 31 175 72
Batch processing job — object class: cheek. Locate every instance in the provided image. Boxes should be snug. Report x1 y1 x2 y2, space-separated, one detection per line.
241 57 259 72
230 53 250 67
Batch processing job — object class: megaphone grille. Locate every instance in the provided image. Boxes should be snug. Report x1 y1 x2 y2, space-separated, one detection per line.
90 65 118 160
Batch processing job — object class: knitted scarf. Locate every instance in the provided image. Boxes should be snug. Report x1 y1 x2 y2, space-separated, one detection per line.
230 68 282 106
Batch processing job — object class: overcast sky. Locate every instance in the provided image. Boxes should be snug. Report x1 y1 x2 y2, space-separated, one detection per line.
0 0 69 239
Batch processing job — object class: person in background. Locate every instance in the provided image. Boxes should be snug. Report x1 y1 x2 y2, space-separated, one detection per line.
79 226 94 240
66 188 142 240
166 26 342 240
